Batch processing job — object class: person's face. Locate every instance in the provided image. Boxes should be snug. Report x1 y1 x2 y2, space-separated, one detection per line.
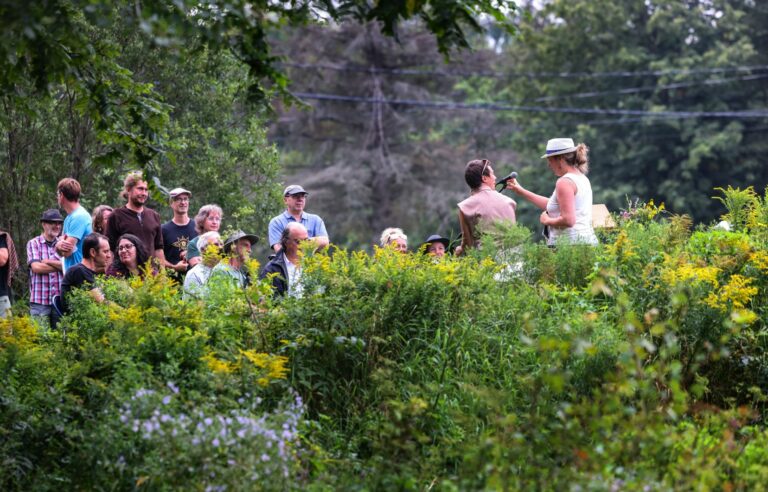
117 239 138 266
547 157 565 176
235 239 252 259
286 227 309 254
391 238 408 253
204 212 221 232
93 238 113 272
284 193 307 214
129 181 149 207
170 194 190 215
101 210 112 232
427 242 445 258
485 165 497 185
42 221 62 240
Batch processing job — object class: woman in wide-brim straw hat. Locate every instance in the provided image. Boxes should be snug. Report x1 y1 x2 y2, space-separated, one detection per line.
507 138 598 246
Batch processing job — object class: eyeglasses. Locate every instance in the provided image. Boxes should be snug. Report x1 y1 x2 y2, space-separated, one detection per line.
291 237 308 244
118 244 136 252
173 197 190 203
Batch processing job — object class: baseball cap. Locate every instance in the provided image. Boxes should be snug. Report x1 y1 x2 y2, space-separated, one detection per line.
169 187 192 199
283 185 308 196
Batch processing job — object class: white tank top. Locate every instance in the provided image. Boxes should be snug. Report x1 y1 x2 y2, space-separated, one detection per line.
546 172 598 245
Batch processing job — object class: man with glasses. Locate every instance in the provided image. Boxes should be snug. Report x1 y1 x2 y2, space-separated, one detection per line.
259 222 308 298
55 178 93 274
268 185 329 253
26 209 64 326
161 188 195 279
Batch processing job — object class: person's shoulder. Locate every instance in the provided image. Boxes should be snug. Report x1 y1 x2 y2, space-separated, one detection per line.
269 211 289 224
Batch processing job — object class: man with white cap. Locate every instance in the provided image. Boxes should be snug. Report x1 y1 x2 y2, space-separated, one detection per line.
507 138 598 246
161 187 195 278
268 185 329 253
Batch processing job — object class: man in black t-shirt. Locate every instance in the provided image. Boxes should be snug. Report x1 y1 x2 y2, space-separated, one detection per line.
61 233 112 310
161 188 195 280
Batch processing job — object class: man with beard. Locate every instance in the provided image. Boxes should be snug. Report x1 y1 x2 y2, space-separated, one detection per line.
106 171 170 269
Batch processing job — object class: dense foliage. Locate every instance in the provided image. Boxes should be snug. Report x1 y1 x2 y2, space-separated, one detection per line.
3 187 768 489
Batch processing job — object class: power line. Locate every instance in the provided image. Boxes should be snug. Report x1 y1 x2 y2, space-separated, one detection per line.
292 91 768 120
282 61 768 80
534 73 768 102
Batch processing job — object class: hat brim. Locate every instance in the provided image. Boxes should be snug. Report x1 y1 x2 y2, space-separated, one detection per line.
421 238 449 253
224 234 260 252
41 219 64 223
541 147 578 159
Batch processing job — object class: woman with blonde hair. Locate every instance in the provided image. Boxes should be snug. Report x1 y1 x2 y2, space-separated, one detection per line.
186 204 223 267
508 138 597 246
379 228 408 253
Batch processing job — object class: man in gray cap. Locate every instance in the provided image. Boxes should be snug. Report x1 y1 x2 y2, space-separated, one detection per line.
267 184 329 253
161 187 195 279
26 209 64 326
210 230 259 289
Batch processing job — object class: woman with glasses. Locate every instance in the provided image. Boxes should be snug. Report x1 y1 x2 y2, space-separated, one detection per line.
456 159 517 255
507 138 597 246
106 234 152 278
186 204 223 268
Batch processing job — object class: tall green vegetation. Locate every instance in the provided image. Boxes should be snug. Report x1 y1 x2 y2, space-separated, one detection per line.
3 189 768 489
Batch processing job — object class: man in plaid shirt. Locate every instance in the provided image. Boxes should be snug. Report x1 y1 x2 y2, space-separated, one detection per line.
27 209 64 327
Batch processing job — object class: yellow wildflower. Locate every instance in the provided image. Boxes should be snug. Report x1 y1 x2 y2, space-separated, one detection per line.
749 250 768 273
705 274 758 312
202 352 236 374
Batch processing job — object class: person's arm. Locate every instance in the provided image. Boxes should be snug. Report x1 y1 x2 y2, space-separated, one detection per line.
312 218 330 250
541 178 577 228
311 236 329 250
268 219 283 252
31 259 62 274
456 210 474 256
0 247 8 267
506 179 550 210
55 235 77 257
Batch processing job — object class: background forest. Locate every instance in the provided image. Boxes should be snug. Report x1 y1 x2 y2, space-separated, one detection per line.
3 0 767 255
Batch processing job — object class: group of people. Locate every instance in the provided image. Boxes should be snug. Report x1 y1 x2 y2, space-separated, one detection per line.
0 137 598 327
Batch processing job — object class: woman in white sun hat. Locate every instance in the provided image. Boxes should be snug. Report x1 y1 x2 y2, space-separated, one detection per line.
507 138 598 246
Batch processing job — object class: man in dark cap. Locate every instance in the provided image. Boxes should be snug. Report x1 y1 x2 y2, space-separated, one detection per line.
268 185 329 253
26 209 65 325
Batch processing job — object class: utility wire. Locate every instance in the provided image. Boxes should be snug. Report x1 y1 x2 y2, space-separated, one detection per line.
292 92 768 120
282 61 768 80
534 73 768 102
